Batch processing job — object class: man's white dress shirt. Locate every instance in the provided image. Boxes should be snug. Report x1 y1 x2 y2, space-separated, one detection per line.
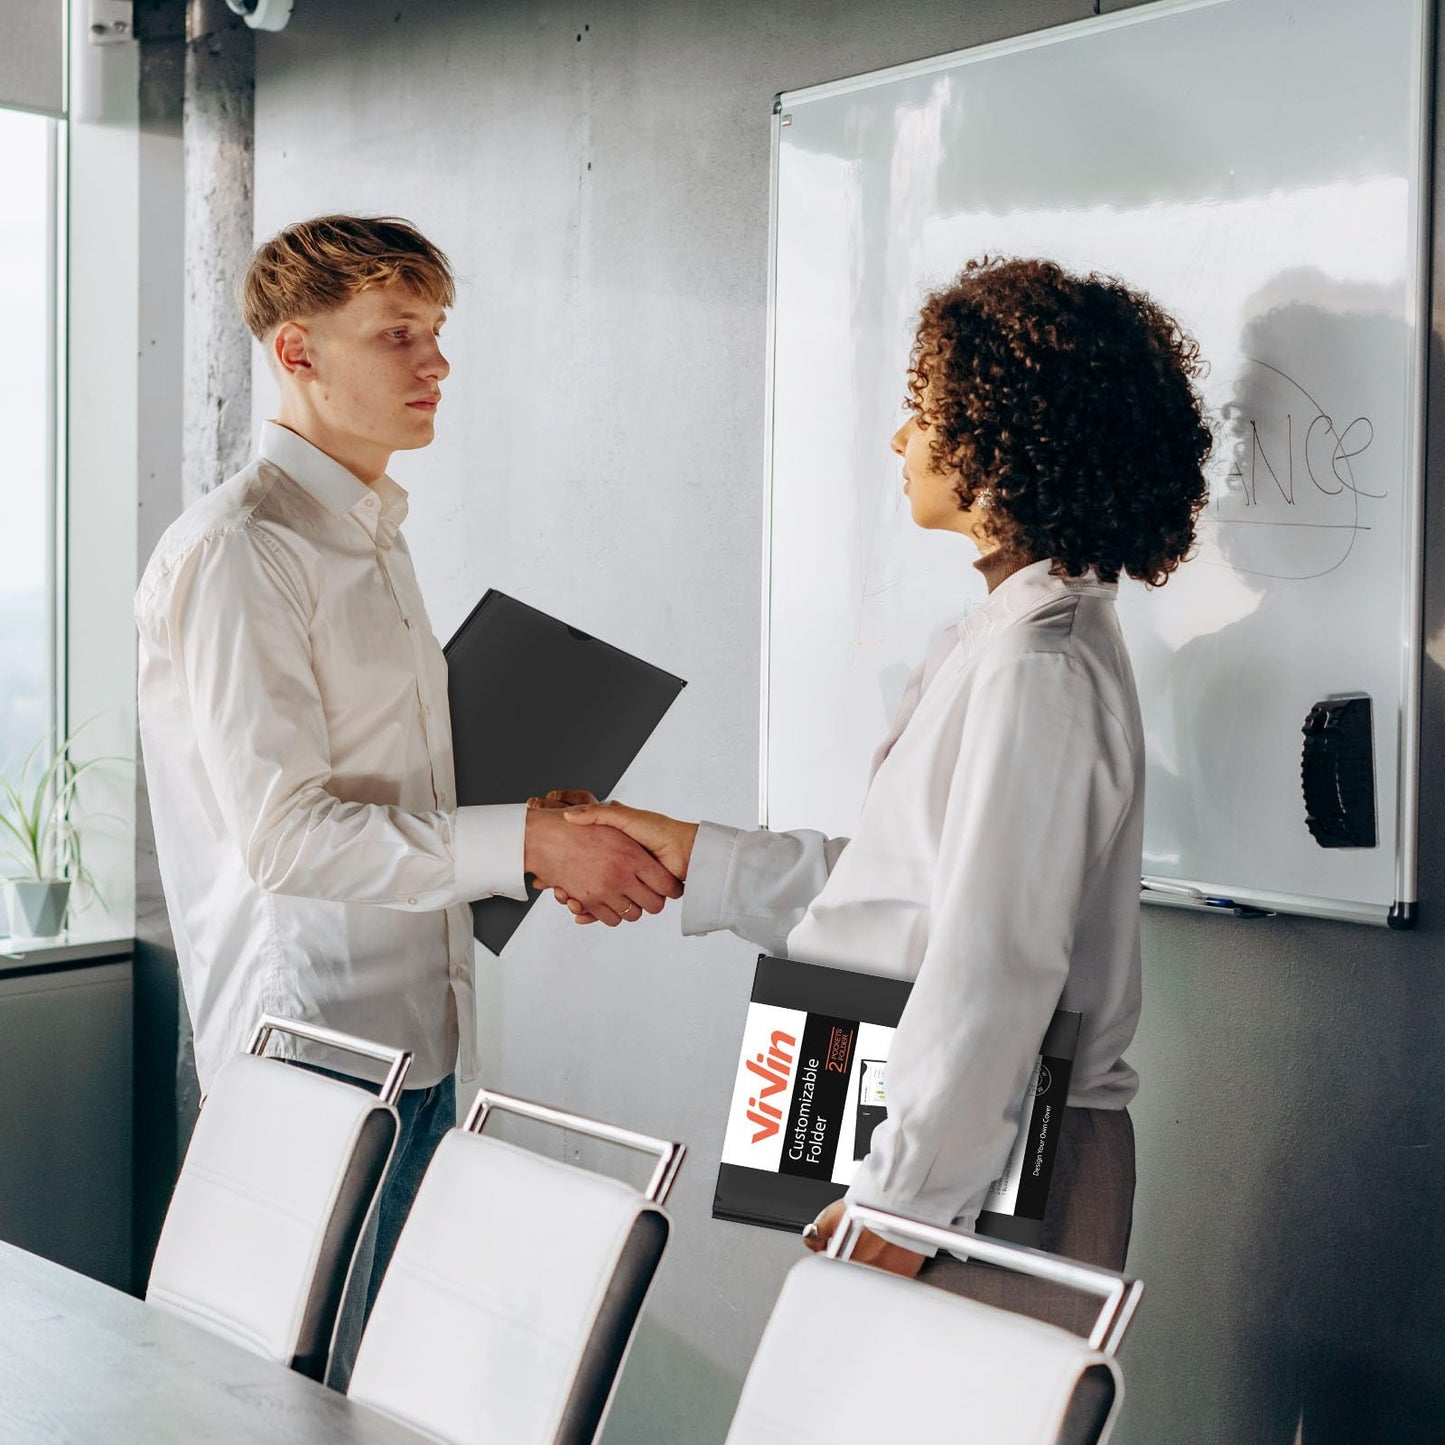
136 422 529 1092
682 560 1144 1236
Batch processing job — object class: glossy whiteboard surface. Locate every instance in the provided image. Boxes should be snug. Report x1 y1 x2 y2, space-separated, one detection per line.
762 0 1429 924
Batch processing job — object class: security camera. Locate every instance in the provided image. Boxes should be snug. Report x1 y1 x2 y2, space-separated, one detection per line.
224 0 293 31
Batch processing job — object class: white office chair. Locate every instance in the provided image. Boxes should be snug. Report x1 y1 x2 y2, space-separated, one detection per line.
146 1015 411 1380
347 1088 685 1445
725 1204 1144 1445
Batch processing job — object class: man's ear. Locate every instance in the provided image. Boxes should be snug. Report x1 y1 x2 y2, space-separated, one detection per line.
272 321 314 380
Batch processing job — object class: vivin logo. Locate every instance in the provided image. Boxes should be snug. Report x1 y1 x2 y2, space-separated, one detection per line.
744 1030 797 1143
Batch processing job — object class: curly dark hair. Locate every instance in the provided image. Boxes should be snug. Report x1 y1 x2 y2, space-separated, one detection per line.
907 256 1213 586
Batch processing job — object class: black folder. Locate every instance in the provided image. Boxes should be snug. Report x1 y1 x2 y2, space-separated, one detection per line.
712 955 1079 1246
444 590 687 955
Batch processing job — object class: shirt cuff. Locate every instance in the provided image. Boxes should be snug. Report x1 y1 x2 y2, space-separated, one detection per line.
681 821 742 936
452 804 529 902
841 1174 954 1259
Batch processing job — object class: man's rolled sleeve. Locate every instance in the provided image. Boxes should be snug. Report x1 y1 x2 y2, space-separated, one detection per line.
452 803 530 903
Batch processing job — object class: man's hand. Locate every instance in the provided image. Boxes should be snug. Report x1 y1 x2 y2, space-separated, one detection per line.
802 1199 927 1278
523 806 681 926
527 789 597 812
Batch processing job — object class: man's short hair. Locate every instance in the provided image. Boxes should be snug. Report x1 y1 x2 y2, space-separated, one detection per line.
240 214 455 339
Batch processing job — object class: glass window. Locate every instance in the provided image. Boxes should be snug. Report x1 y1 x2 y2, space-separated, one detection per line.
0 109 58 786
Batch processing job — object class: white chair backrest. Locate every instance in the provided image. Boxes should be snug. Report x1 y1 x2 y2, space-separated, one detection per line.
348 1090 684 1445
726 1255 1120 1445
146 1017 410 1379
724 1205 1143 1445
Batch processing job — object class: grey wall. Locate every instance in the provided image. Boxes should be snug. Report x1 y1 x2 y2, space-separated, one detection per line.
248 2 1445 1440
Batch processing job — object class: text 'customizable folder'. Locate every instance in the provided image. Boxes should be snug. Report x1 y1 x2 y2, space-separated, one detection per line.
713 955 1080 1248
445 590 686 955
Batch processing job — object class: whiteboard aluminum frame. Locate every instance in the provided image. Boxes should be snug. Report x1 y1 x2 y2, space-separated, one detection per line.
758 98 783 830
1388 0 1435 928
759 0 1433 929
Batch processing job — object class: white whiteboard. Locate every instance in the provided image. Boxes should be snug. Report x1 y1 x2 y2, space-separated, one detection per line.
761 0 1430 927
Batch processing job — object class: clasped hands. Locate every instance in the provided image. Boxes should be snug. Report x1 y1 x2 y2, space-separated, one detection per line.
523 791 924 1278
522 790 699 927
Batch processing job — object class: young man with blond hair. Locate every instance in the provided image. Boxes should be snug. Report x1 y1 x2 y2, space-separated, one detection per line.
136 215 678 1362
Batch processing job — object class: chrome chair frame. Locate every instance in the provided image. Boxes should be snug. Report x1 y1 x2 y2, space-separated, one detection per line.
462 1088 685 1205
829 1203 1144 1355
247 1013 413 1105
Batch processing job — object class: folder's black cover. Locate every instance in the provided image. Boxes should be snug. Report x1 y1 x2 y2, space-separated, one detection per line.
444 590 686 955
713 955 1079 1248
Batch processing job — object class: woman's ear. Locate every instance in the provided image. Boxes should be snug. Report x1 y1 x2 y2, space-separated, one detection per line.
966 489 1003 550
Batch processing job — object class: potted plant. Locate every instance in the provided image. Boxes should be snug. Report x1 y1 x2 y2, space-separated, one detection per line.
0 728 108 938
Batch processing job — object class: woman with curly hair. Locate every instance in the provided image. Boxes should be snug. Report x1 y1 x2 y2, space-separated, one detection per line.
546 257 1212 1329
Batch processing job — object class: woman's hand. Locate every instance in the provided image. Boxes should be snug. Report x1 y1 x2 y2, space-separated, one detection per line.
802 1199 927 1278
523 794 681 926
546 801 699 924
564 801 698 880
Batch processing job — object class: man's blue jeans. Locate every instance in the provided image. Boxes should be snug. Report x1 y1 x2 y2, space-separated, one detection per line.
291 1061 457 1390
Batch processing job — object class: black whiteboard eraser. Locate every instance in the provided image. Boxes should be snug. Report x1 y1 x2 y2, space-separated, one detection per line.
1301 694 1377 848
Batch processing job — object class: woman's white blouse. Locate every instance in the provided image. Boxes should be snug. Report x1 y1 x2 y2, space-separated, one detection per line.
682 560 1144 1235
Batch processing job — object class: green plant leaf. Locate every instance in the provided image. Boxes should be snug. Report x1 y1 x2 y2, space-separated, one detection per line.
0 721 127 882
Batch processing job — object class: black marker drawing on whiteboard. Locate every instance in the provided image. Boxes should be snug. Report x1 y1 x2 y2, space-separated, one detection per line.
1210 355 1382 581
1226 360 1381 503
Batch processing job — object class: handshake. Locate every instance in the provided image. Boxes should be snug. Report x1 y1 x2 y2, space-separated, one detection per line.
521 791 699 927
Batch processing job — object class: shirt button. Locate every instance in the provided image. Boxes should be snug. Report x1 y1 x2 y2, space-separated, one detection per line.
407 895 418 905
364 496 377 508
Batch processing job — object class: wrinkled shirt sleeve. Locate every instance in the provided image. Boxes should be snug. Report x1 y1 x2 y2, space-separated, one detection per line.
172 526 527 909
681 822 851 957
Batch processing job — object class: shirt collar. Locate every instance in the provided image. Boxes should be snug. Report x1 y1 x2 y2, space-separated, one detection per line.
955 558 1116 650
258 421 410 542
369 473 410 547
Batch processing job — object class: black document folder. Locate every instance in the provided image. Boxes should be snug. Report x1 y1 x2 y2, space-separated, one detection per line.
713 955 1079 1247
444 590 686 955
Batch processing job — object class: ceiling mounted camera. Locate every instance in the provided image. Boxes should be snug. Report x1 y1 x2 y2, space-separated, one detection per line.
224 0 293 31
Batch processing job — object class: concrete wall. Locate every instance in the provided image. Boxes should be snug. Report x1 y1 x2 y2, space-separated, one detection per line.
247 2 1445 1439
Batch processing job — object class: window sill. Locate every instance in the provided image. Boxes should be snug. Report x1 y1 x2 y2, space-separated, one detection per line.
0 930 134 974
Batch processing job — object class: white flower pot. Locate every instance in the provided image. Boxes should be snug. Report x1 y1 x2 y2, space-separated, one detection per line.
5 879 71 938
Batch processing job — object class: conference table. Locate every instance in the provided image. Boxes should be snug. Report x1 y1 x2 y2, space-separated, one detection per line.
0 1239 428 1442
